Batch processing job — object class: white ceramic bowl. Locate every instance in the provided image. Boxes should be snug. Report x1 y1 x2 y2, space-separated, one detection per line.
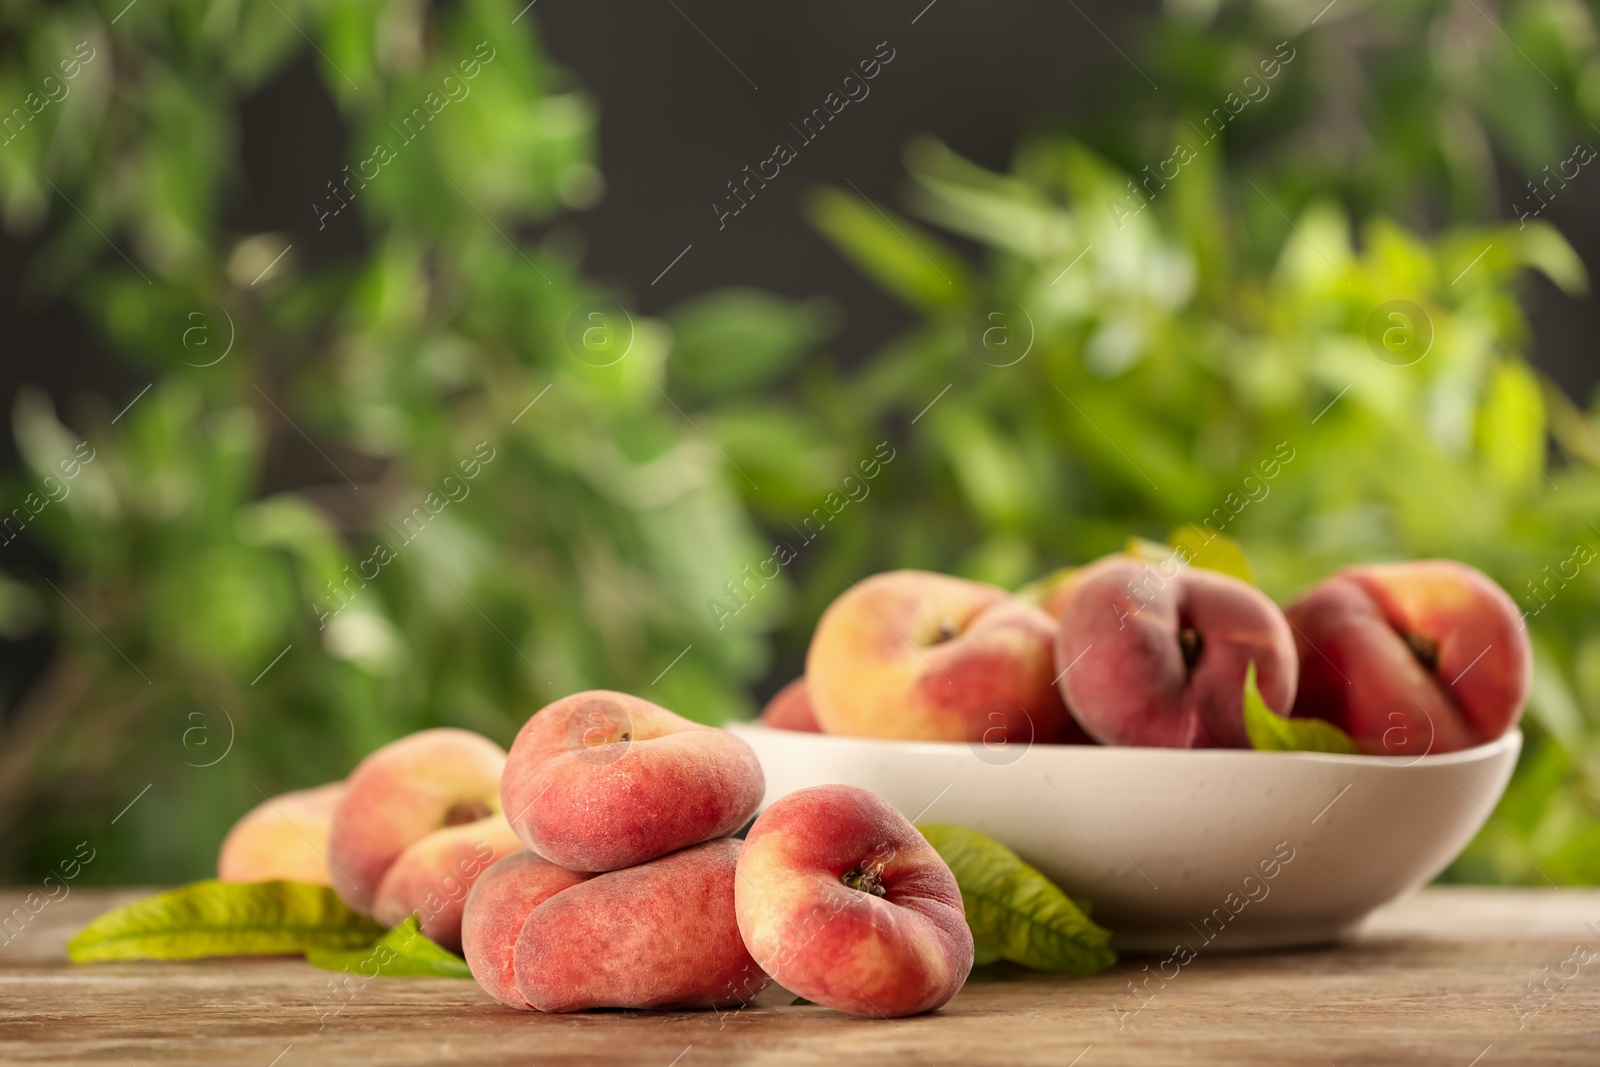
729 723 1522 951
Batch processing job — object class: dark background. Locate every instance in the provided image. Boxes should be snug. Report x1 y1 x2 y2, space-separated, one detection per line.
3 0 1597 712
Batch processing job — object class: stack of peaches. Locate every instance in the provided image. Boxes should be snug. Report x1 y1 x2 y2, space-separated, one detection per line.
219 550 1529 1019
221 692 974 1018
766 555 1530 756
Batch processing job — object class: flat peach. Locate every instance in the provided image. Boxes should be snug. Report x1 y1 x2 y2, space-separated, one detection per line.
760 677 821 732
328 728 507 913
1057 560 1297 748
515 839 768 1012
502 691 763 872
1038 553 1134 621
372 816 523 952
218 781 344 886
736 785 973 1018
461 850 591 1008
1286 560 1530 755
807 570 1078 745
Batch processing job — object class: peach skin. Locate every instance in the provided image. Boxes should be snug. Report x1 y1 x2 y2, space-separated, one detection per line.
217 781 343 886
1285 560 1530 755
761 677 821 732
736 785 973 1018
1056 560 1297 748
514 838 768 1012
1035 552 1140 622
805 570 1078 745
372 816 523 952
502 690 764 873
461 850 591 1008
328 728 508 915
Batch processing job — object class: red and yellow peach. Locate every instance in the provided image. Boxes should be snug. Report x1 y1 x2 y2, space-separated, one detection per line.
735 785 973 1018
806 570 1078 746
1285 560 1530 755
327 728 518 950
217 781 344 886
501 690 764 873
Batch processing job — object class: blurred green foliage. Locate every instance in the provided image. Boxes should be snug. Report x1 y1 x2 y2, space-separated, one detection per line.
0 0 781 882
2 0 1600 890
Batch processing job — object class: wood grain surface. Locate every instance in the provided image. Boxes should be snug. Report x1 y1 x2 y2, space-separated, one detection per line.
3 886 1599 1066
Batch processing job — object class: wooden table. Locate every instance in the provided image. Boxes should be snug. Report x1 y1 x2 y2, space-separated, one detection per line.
3 886 1599 1065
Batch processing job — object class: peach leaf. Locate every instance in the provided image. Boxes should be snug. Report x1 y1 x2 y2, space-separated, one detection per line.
917 823 1115 975
68 880 383 962
1242 661 1360 754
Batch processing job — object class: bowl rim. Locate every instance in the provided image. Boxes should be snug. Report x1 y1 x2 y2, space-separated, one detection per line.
727 721 1523 768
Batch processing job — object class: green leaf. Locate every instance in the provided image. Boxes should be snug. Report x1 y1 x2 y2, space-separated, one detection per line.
1169 525 1254 584
805 185 968 310
667 288 834 395
1242 662 1360 754
1515 221 1588 297
905 137 1076 259
1477 360 1547 490
305 917 471 979
916 824 1115 975
68 881 384 962
972 944 1003 967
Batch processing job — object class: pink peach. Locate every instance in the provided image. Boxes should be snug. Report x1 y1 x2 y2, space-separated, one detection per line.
328 728 507 914
761 677 821 732
1285 560 1530 755
515 838 768 1012
806 570 1077 745
461 850 591 1008
1057 559 1297 747
501 690 764 872
736 785 973 1018
372 816 524 952
1038 552 1141 622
